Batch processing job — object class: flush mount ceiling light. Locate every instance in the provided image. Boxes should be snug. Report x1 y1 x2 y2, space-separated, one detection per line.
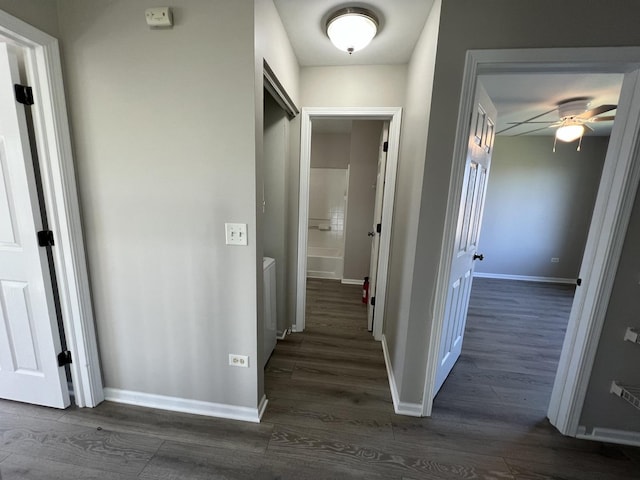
326 7 379 55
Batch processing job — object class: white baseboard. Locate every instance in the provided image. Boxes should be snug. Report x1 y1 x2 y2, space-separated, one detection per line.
103 388 263 423
257 394 268 421
307 272 341 280
341 278 364 285
473 272 575 285
381 335 423 417
577 425 640 447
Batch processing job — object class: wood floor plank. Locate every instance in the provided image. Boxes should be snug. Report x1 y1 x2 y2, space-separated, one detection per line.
59 401 273 454
138 440 264 480
0 399 67 422
504 455 640 480
0 453 133 480
265 376 394 412
262 397 395 439
291 362 390 391
0 414 161 476
256 453 394 480
267 424 513 479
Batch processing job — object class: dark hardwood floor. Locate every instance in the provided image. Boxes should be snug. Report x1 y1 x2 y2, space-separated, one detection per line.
0 277 639 479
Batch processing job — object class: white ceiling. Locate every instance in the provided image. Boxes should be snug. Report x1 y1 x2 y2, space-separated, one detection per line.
273 0 435 66
480 73 623 137
272 2 623 138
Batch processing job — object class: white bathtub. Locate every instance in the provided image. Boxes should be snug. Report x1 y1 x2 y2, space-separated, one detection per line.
307 246 344 280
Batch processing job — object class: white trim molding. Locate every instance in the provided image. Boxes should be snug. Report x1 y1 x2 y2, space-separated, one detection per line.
341 278 364 285
473 272 576 285
382 335 422 417
577 426 640 447
296 107 402 342
0 10 103 407
104 388 266 423
421 47 640 440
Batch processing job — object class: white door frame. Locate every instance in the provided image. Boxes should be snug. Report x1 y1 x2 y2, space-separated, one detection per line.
421 47 640 436
296 107 402 340
0 10 103 407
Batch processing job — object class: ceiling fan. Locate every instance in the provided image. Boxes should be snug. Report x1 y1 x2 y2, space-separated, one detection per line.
498 97 617 151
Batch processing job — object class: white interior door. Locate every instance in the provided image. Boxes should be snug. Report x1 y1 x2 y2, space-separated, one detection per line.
367 122 389 331
0 43 70 409
434 82 496 395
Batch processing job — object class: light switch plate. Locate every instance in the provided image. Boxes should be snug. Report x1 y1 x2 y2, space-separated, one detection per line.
225 223 248 246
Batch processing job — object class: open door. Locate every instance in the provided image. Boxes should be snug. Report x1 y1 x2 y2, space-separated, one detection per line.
434 81 496 395
367 122 389 331
0 43 70 409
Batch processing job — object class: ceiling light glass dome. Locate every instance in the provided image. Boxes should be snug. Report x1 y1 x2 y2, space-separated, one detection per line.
326 8 379 55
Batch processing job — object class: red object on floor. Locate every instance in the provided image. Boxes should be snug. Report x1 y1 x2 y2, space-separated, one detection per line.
362 276 369 304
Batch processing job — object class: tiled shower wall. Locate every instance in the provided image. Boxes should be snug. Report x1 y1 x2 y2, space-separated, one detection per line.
308 168 348 250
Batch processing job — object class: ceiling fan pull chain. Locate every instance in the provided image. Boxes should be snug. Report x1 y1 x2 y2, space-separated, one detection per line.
553 135 557 153
577 134 583 152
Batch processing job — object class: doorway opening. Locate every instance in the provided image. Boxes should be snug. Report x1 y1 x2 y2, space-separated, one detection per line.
432 71 622 428
305 119 389 331
295 107 402 341
423 48 640 441
263 107 401 417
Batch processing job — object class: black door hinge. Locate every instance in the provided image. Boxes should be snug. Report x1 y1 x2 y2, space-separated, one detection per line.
37 230 54 247
57 350 72 367
383 141 388 152
14 84 34 105
576 278 582 286
376 223 382 234
371 296 376 306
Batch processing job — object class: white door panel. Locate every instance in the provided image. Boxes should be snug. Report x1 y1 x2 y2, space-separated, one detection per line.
434 81 496 395
0 43 69 408
368 122 389 331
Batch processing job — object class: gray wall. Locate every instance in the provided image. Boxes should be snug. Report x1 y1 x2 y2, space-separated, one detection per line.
27 0 298 411
0 0 58 37
383 0 441 400
343 121 382 281
580 186 640 433
301 65 407 107
254 0 300 359
57 0 259 408
263 91 289 336
476 136 607 280
310 133 350 169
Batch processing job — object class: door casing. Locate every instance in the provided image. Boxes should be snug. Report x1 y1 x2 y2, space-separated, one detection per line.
422 47 640 439
0 10 103 407
296 107 402 341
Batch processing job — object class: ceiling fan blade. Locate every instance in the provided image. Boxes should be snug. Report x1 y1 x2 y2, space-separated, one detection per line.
589 115 616 122
577 104 617 119
496 107 557 134
507 121 555 124
584 124 594 133
512 125 553 136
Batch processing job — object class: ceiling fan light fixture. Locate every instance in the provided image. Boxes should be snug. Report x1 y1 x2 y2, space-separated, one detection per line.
326 7 378 55
556 123 585 142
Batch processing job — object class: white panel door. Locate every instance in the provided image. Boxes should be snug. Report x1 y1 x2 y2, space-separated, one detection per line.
367 122 389 331
434 81 496 395
0 43 69 408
